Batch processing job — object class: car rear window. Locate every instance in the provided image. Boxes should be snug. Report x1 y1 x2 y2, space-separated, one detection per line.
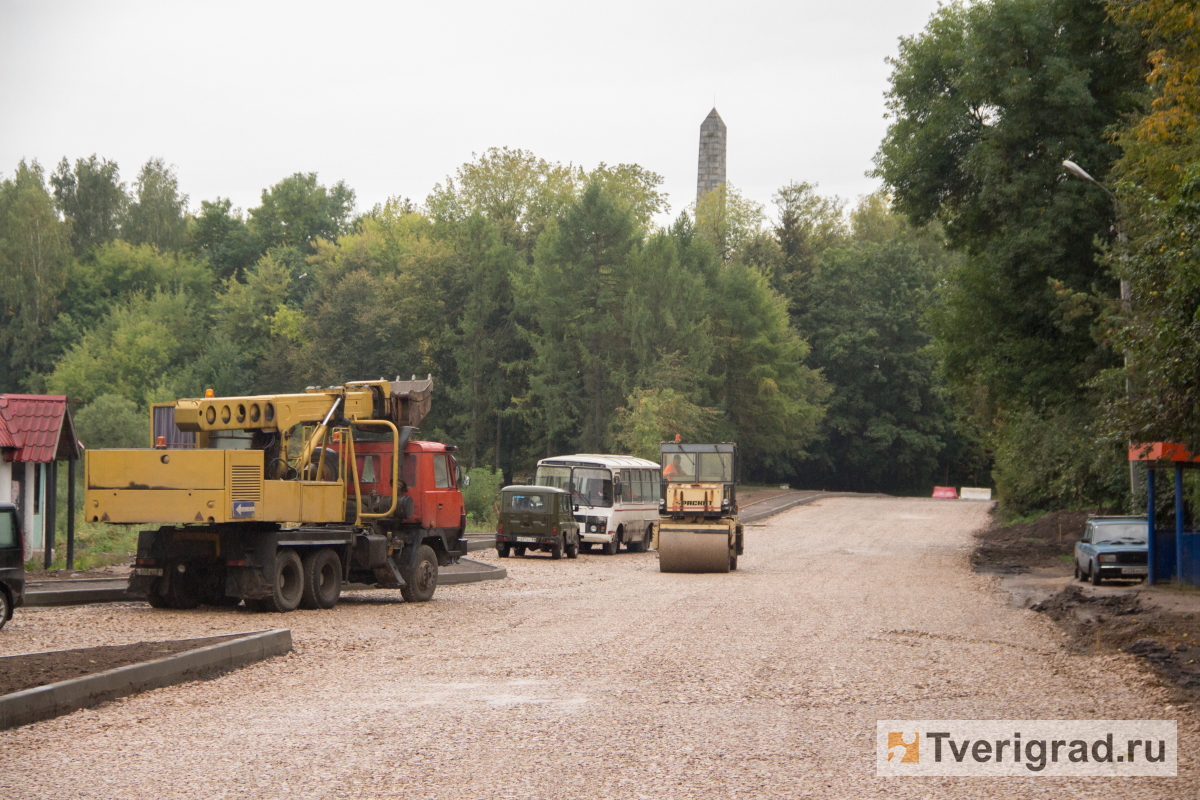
505 493 548 512
1093 523 1147 544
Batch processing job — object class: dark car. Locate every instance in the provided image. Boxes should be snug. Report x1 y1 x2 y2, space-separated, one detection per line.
1074 516 1148 586
496 486 580 559
0 502 25 630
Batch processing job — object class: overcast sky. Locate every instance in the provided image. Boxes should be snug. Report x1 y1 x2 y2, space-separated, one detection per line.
1 0 944 226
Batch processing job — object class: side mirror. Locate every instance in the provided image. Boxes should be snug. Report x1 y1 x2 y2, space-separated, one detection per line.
573 504 580 513
462 475 470 488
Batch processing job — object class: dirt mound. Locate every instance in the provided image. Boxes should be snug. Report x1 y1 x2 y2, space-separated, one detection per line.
972 510 1091 573
1030 585 1200 699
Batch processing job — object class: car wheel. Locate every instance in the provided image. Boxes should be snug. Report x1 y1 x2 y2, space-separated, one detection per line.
1074 561 1081 581
263 549 304 612
566 532 579 559
551 537 564 560
300 548 342 610
498 543 510 558
0 589 9 630
400 544 438 603
1090 561 1104 587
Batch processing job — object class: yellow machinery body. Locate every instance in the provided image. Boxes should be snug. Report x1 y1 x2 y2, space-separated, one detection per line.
653 441 743 574
85 448 344 526
84 378 431 529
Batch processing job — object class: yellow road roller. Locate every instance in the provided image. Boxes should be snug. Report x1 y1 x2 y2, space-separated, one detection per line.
653 441 743 573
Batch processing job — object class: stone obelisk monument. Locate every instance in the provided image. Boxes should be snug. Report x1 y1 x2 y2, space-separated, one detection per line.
696 108 727 201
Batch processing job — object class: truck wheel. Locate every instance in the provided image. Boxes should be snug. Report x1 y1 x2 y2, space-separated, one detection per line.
264 549 304 612
301 548 342 610
146 579 170 608
498 543 510 558
400 544 438 603
0 589 9 629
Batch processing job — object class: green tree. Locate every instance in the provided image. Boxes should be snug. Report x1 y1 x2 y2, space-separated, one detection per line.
612 388 718 461
50 155 128 255
874 0 1145 510
791 195 958 493
693 182 766 263
74 394 147 449
0 160 73 391
710 263 829 479
249 172 355 254
123 158 189 252
188 198 262 281
523 182 642 453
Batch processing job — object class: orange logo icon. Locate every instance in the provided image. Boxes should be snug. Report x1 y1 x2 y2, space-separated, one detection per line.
887 732 919 763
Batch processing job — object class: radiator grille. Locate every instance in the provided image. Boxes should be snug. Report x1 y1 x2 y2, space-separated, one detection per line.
230 464 262 502
1116 551 1148 565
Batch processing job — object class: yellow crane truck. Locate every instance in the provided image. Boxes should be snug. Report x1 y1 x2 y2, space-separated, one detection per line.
653 441 743 573
85 378 470 611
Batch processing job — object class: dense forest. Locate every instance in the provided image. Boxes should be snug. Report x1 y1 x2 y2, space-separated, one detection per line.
2 0 1197 518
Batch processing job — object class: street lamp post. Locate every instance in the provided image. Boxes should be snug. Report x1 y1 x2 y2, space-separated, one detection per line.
1063 159 1137 504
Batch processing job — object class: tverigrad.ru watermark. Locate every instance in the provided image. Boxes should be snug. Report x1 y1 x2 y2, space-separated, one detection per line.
876 720 1177 776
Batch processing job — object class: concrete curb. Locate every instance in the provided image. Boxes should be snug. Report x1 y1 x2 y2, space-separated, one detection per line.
0 629 292 731
741 492 886 524
26 579 133 607
439 558 507 585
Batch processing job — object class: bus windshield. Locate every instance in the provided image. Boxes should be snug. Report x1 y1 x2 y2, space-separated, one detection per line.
537 465 612 508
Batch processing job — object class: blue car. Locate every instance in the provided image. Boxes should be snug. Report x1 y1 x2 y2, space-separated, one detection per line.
1074 516 1148 586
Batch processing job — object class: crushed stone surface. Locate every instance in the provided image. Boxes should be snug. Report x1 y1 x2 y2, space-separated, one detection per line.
1 497 1195 798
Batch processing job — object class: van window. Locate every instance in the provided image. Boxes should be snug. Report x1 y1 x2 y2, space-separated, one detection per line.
434 455 451 489
0 511 16 548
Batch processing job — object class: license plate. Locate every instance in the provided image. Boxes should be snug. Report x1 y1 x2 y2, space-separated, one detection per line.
132 567 163 577
516 537 538 543
1121 567 1148 575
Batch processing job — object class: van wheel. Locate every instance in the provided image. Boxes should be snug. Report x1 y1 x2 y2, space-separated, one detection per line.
400 544 438 603
301 548 342 610
263 549 304 612
498 543 510 558
0 589 9 629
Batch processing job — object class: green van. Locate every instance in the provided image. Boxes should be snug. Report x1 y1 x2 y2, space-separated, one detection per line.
496 486 580 559
0 502 25 630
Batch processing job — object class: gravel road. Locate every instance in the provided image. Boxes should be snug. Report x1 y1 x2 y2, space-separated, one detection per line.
2 497 1195 798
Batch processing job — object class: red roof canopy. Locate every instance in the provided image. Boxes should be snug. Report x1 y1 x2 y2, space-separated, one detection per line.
0 394 81 463
1129 443 1200 463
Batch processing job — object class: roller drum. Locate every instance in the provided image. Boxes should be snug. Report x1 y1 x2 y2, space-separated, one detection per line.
658 527 731 573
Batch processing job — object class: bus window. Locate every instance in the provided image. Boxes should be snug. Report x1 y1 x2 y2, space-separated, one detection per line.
636 469 647 502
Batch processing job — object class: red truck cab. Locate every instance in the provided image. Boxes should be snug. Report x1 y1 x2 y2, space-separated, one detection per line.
338 437 465 532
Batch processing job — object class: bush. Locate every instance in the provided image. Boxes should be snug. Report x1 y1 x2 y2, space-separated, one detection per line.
462 466 504 529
